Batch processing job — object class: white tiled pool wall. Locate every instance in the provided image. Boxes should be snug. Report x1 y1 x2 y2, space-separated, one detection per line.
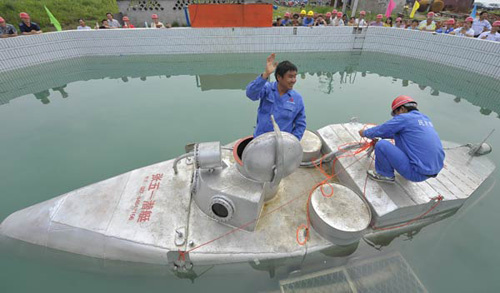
0 26 499 79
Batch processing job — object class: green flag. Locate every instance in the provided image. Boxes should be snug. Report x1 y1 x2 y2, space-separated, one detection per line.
44 5 62 31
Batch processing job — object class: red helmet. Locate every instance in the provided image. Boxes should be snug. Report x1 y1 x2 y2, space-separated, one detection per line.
19 12 29 19
391 95 417 115
465 16 474 22
151 14 158 19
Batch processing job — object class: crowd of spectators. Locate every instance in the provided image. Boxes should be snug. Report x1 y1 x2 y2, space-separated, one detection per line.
273 10 500 41
0 9 499 42
0 11 174 38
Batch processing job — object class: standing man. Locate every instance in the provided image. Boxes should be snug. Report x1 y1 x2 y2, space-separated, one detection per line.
355 11 367 27
0 16 17 38
472 11 491 37
246 53 306 140
358 96 444 183
106 12 121 28
77 19 91 30
19 12 42 35
303 11 314 27
370 14 384 27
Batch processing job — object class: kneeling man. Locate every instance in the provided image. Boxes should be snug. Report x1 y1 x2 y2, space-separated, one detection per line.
359 96 444 183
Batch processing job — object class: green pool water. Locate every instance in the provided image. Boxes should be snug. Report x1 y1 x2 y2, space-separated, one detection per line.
0 52 499 292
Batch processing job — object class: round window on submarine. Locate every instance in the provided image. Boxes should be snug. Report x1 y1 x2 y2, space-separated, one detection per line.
210 196 234 221
212 203 229 218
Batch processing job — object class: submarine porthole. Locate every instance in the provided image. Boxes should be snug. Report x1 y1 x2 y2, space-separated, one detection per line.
212 203 229 218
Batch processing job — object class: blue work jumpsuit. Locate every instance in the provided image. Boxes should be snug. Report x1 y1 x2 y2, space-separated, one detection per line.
363 111 445 182
246 75 306 140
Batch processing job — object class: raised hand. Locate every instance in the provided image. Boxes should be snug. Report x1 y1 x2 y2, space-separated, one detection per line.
262 53 278 79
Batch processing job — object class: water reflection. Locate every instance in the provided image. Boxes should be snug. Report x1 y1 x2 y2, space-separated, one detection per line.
0 52 498 118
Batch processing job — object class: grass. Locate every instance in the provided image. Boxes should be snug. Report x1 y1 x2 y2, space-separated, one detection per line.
0 0 118 32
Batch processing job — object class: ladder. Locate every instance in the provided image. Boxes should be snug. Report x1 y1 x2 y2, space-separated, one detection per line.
352 26 367 55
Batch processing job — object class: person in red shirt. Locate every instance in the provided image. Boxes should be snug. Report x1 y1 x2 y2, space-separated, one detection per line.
122 16 135 28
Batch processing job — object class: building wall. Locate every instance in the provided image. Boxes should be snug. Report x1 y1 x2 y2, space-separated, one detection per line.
117 0 191 26
355 0 406 15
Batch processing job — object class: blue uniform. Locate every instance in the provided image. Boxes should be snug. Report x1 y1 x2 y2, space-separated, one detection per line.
363 111 444 182
303 17 314 26
435 27 454 34
246 75 306 140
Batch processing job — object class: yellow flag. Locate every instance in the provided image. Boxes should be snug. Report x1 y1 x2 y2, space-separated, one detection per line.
410 1 420 19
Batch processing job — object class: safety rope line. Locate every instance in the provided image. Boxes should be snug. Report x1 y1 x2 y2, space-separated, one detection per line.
183 123 444 255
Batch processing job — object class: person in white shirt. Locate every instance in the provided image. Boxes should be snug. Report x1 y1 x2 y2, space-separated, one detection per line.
150 14 165 28
479 21 500 42
332 12 344 26
418 12 436 31
106 12 121 28
355 10 367 27
451 17 475 37
77 19 91 30
472 11 492 37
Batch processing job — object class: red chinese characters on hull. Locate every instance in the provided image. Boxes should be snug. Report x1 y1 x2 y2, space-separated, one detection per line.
128 173 164 222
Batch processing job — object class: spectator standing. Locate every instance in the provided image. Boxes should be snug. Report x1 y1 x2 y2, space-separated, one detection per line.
150 14 165 28
355 11 367 27
19 12 42 35
451 17 475 37
0 16 18 38
347 17 356 26
77 19 91 30
122 16 135 28
384 17 393 27
314 15 327 26
332 12 344 26
97 19 109 29
435 19 455 34
408 19 419 30
324 12 332 25
370 14 384 27
106 12 121 28
394 17 405 28
299 10 306 23
342 14 348 25
418 12 436 31
472 11 491 37
281 12 292 26
479 21 500 41
303 11 314 27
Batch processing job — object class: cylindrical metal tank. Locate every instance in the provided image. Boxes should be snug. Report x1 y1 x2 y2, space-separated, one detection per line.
309 183 371 246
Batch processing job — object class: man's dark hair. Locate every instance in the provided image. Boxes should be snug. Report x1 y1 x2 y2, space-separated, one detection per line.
412 19 419 24
102 19 107 23
275 61 298 80
480 11 488 16
106 12 112 16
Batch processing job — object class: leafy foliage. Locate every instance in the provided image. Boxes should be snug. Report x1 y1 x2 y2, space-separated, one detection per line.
0 0 118 31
